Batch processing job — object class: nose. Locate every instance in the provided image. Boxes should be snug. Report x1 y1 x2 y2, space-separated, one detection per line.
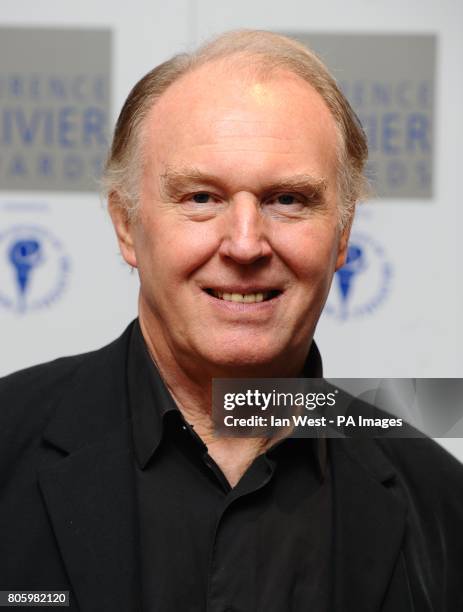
218 194 272 264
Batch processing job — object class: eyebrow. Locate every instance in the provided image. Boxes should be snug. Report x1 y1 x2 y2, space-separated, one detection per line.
159 166 328 201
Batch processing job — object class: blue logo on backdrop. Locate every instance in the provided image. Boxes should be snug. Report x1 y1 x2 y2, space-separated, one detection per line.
0 225 70 313
325 232 392 320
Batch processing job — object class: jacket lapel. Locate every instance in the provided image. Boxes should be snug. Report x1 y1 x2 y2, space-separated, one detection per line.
38 324 142 612
330 438 409 612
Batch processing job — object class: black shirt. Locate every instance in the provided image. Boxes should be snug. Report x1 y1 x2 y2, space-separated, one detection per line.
128 321 332 612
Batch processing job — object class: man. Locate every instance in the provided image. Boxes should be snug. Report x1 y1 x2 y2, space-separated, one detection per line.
1 30 462 611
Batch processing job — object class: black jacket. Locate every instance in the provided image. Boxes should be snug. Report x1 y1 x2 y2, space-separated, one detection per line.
1 322 462 611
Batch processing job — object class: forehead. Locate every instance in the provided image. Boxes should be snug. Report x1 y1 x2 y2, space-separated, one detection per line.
140 60 339 184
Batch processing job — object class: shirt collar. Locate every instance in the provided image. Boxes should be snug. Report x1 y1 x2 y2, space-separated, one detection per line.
127 319 326 478
128 320 179 468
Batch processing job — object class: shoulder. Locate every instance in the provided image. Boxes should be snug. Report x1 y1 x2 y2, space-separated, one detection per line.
376 436 463 484
341 392 463 497
0 322 134 460
0 353 89 427
376 436 463 517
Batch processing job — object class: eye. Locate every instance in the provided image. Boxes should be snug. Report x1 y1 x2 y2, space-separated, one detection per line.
191 193 211 203
266 192 306 208
180 191 226 219
276 194 298 205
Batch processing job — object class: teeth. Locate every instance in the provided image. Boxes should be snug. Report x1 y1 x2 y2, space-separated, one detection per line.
212 291 269 303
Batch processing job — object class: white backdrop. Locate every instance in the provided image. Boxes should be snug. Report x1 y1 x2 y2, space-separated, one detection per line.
1 0 461 459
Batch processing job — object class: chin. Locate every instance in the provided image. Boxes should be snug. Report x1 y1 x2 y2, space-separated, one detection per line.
202 344 284 372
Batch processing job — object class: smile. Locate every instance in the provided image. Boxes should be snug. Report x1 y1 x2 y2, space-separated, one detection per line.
204 289 281 303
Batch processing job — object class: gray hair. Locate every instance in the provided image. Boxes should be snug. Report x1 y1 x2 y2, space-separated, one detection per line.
102 29 369 229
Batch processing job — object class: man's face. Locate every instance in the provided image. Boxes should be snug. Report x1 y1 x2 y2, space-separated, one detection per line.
112 61 350 374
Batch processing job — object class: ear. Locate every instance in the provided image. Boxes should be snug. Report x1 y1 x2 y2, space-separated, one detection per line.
335 220 352 271
108 193 138 268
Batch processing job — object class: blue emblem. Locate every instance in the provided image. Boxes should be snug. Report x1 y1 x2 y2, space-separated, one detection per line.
325 232 392 320
0 225 70 313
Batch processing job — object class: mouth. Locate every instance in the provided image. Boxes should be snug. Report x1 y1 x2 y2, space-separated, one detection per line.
203 288 282 303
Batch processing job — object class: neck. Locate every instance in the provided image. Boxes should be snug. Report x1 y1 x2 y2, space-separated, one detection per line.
138 308 312 486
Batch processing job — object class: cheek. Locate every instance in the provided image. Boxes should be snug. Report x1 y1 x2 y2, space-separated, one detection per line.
136 212 222 280
276 225 340 283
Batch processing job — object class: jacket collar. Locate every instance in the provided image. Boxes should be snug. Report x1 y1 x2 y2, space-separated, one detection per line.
38 321 406 612
42 322 134 455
